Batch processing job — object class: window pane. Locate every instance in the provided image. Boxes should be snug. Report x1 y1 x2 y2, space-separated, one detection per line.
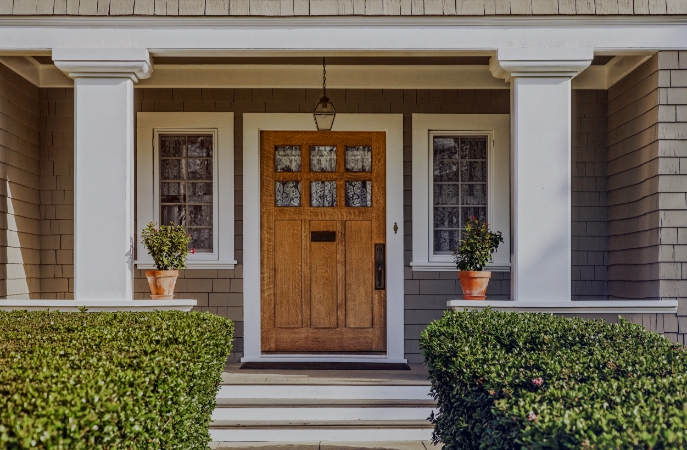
345 146 372 172
189 228 213 251
276 181 301 207
275 146 301 172
159 133 215 253
311 181 337 207
160 135 185 157
432 135 488 254
345 181 372 207
187 135 213 157
310 145 336 172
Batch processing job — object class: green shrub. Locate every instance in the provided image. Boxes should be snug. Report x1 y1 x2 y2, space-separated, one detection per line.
421 309 687 449
0 310 233 449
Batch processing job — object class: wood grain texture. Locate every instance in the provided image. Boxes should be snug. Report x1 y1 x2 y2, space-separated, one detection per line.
576 0 594 13
96 0 110 14
133 0 154 13
52 0 66 13
293 0 307 13
618 0 632 13
336 0 353 13
648 0 665 13
510 0 532 13
558 0 575 13
251 0 281 14
178 0 203 13
15 0 39 14
66 0 78 13
442 0 456 14
366 0 383 14
206 0 229 13
36 0 55 13
274 220 302 328
423 0 443 13
483 0 496 14
280 0 293 14
399 0 410 13
666 0 687 13
383 0 400 14
261 131 386 353
345 220 373 328
532 0 557 13
494 0 510 12
457 0 485 14
311 0 338 13
229 0 248 12
310 220 338 328
595 0 618 14
352 0 365 12
634 0 648 13
109 0 134 14
411 0 424 13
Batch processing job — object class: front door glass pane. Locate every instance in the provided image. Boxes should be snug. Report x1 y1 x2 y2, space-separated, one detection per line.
345 181 372 207
311 181 337 207
276 181 301 206
310 145 337 172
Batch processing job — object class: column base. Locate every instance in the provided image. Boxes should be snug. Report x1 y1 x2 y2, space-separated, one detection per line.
0 299 196 312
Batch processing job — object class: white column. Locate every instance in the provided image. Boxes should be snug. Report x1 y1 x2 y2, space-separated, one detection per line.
54 49 153 301
491 48 592 303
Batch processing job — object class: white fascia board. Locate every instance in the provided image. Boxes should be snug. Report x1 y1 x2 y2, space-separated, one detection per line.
448 300 679 314
0 17 685 53
0 299 197 311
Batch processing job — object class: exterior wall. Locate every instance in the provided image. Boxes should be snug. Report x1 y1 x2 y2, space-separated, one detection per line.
5 0 685 15
0 62 41 299
572 90 608 299
34 85 614 361
39 88 73 298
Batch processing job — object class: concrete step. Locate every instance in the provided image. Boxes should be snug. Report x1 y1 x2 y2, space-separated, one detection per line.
209 427 434 442
216 385 432 401
216 398 437 407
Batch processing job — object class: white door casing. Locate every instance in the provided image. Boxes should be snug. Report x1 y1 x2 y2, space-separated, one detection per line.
242 114 405 363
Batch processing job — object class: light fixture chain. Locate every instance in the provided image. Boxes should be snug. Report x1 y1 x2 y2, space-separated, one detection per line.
322 57 326 97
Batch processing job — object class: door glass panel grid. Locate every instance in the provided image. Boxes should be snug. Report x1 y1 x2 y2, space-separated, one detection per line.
432 135 487 255
160 134 214 252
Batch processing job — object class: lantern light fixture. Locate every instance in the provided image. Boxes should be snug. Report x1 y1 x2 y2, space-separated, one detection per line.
313 57 336 131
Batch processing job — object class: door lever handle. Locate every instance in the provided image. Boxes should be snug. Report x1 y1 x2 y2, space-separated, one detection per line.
374 244 385 290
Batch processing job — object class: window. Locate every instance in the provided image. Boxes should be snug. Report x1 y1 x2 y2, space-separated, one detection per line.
411 114 510 271
136 113 235 269
432 134 488 255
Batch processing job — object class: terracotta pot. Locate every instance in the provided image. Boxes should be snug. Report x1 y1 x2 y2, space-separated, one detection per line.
145 270 179 300
458 271 492 300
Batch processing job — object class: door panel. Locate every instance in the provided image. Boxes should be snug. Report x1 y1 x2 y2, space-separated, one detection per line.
261 131 386 353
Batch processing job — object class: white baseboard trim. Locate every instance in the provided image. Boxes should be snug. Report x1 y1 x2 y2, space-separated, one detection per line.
448 300 679 314
0 299 197 312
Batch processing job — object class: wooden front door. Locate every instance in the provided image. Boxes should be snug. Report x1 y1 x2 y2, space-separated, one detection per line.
260 131 386 353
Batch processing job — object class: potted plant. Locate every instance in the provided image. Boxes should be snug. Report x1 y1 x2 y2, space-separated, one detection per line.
453 216 503 300
140 222 192 299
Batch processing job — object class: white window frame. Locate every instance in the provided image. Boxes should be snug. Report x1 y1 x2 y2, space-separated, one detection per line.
411 114 511 272
135 112 236 269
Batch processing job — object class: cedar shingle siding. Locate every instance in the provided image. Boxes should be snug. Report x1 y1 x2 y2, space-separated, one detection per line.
2 0 685 15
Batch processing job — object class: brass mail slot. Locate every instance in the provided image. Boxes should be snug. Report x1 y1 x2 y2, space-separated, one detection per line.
311 231 336 242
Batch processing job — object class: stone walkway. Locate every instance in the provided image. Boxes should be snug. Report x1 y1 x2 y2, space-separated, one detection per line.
209 442 441 449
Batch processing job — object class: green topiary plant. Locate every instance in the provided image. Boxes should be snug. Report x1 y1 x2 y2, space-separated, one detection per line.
140 222 192 270
453 217 503 271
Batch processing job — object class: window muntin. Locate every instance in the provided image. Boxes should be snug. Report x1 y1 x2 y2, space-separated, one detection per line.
431 135 488 256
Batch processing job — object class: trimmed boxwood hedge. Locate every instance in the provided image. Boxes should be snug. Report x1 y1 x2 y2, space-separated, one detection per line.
0 310 233 449
421 309 687 449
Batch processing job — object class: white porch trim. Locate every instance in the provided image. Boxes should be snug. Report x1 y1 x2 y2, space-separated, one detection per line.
242 113 405 364
448 300 679 314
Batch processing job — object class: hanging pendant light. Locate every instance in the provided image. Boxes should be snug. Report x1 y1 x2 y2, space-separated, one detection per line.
313 57 336 131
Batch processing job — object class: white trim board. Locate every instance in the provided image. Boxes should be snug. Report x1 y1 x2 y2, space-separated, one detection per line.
242 113 405 364
135 112 236 269
411 114 511 272
448 300 679 314
0 299 197 312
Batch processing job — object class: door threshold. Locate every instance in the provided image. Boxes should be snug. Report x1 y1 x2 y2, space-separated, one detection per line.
240 355 408 365
240 361 410 371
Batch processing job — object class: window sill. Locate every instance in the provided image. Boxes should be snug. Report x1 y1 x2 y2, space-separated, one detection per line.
134 260 237 270
410 262 511 272
448 300 678 314
0 299 197 312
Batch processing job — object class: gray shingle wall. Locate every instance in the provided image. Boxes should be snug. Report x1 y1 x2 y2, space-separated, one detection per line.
0 62 41 299
572 89 608 299
5 0 684 15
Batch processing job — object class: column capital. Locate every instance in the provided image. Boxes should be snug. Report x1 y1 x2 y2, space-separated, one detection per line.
53 48 153 82
490 48 593 82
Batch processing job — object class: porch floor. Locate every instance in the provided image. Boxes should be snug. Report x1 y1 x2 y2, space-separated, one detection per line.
221 363 431 386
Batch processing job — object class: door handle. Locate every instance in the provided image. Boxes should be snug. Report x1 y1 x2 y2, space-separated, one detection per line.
374 244 385 290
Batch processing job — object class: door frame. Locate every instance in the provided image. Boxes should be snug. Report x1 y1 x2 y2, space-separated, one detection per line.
242 113 406 363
